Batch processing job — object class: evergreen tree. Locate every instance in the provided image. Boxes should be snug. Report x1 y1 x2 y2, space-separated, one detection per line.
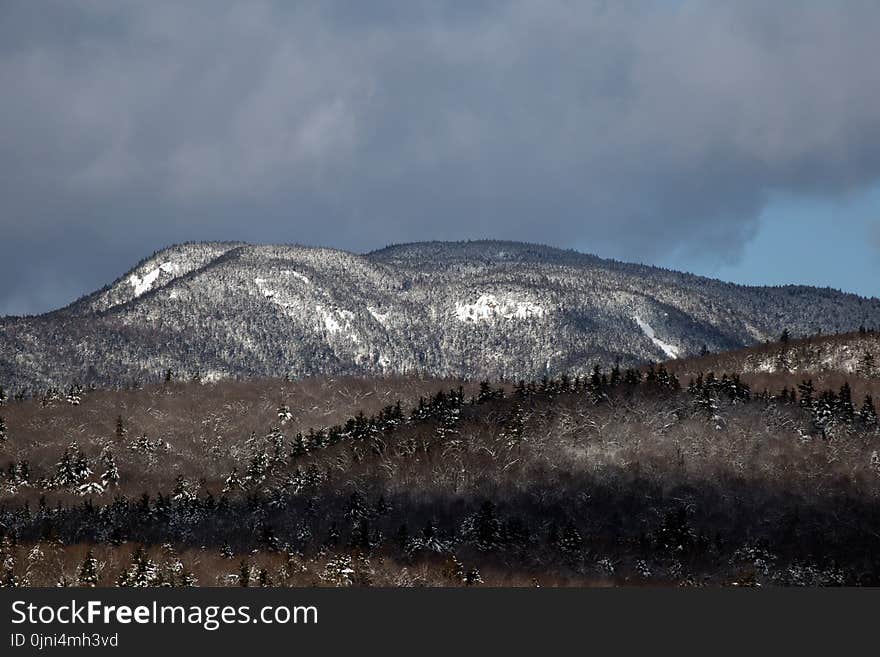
559 373 572 393
589 365 608 402
223 468 244 493
260 524 280 552
589 365 603 390
345 491 371 520
7 460 28 486
78 550 100 587
290 432 308 458
244 452 270 488
99 449 120 487
476 380 494 403
238 560 251 587
266 428 285 465
693 384 718 415
655 365 680 390
319 555 355 587
348 519 372 552
465 567 483 586
657 508 695 555
859 395 877 426
812 390 837 437
0 416 6 443
836 383 855 424
0 537 17 588
66 385 82 405
444 555 466 584
779 328 791 344
115 415 126 440
609 362 621 386
277 404 293 423
556 521 583 556
160 544 196 586
1 567 18 588
73 448 92 484
797 380 815 408
623 369 641 386
116 547 160 587
395 523 409 551
171 475 194 502
466 501 504 551
501 403 526 447
52 444 84 488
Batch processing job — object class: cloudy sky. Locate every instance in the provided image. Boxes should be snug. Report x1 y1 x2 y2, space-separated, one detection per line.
2 1 880 315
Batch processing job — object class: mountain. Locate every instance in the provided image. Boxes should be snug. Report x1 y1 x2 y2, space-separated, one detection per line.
2 240 879 390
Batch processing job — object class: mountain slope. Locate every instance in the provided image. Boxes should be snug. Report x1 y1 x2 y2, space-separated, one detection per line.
669 329 880 381
2 240 879 390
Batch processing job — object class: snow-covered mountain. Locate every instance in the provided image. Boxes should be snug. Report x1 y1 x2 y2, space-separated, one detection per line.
2 240 879 389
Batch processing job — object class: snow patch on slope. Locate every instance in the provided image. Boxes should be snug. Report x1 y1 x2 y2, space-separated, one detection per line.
129 262 176 297
315 305 342 333
368 306 389 325
254 278 277 299
284 269 310 285
633 315 680 359
455 294 546 322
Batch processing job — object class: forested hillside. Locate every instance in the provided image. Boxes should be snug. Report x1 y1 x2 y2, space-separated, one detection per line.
2 240 878 390
1 344 879 586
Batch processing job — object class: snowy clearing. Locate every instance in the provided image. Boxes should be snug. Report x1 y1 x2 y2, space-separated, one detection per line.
368 306 389 325
315 305 342 334
455 294 546 322
253 278 277 299
287 270 310 284
129 262 177 297
129 268 160 296
633 315 680 359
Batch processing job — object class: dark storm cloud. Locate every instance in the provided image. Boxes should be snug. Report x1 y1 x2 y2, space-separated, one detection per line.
2 1 880 314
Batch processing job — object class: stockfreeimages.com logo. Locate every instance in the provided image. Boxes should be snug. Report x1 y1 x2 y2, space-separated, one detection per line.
11 600 318 632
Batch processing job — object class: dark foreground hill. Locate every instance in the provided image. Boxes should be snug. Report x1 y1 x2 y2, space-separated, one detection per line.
1 344 879 586
3 240 879 390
